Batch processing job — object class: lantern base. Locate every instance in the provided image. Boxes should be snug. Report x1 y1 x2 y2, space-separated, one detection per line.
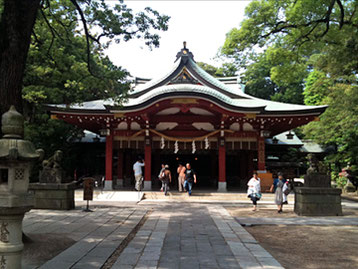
0 205 32 269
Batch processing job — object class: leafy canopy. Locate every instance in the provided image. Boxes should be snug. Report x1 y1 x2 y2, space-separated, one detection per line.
197 62 237 78
17 0 169 173
220 0 358 171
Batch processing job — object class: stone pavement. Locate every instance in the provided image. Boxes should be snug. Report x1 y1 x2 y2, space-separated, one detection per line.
112 204 282 269
23 202 284 269
23 207 148 269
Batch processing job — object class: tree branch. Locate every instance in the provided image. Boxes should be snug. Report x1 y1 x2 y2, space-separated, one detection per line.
261 0 342 41
40 8 58 55
69 0 100 78
31 30 42 46
316 0 335 38
336 0 345 29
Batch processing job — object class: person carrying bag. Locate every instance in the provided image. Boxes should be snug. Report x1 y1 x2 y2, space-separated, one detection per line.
247 172 261 211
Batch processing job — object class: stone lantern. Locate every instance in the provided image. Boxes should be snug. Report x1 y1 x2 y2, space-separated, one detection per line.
0 106 42 269
294 153 342 216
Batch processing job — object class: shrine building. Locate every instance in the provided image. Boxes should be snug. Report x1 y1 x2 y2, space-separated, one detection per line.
47 44 327 191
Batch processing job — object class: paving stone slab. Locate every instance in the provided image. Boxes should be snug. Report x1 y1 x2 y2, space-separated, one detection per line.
38 209 146 269
207 205 284 269
25 202 287 269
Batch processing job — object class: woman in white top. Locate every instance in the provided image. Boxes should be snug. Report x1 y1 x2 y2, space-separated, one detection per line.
247 172 261 211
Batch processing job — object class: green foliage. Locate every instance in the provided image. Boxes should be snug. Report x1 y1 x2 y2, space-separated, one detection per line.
334 173 347 188
265 46 307 87
19 0 169 172
197 62 237 77
303 70 331 106
237 50 304 103
23 20 129 107
280 147 302 162
239 52 276 100
25 115 79 156
221 0 358 170
270 85 304 104
220 63 238 77
303 83 358 167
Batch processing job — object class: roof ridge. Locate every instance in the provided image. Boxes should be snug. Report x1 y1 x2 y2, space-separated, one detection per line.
129 46 249 100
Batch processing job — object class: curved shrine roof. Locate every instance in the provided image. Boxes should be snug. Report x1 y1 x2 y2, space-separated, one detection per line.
47 45 327 116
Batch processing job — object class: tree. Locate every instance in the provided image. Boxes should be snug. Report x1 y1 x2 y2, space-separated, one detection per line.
239 49 305 103
221 0 358 80
220 0 358 171
0 0 40 116
303 82 358 167
21 1 130 163
23 1 131 118
197 62 237 77
0 0 169 118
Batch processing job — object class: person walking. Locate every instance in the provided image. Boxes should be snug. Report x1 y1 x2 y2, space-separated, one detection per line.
271 172 285 213
247 172 261 211
133 158 145 191
282 180 290 204
270 173 287 193
158 164 165 191
161 165 172 196
177 163 186 192
184 163 196 196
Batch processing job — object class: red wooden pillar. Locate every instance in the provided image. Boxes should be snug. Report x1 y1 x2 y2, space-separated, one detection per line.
257 137 266 171
218 138 226 191
104 130 113 190
144 137 152 190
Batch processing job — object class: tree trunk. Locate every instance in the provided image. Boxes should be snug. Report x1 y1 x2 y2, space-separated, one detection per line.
0 0 41 119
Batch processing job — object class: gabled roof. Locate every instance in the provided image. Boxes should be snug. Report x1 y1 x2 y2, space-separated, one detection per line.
47 45 327 116
113 45 327 115
130 46 248 100
266 131 303 146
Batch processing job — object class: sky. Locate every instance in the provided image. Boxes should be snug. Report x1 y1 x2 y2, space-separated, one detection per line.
105 0 251 79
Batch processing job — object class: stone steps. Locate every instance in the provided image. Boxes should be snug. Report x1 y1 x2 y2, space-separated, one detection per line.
73 189 281 202
74 190 143 202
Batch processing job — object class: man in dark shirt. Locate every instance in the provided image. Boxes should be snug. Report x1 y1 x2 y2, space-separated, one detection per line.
184 163 197 196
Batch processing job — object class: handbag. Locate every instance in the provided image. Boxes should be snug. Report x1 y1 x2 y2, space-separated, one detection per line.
283 187 290 195
255 192 262 199
283 183 291 195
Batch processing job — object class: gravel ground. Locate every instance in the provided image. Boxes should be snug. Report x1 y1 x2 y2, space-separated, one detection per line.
22 233 75 268
246 225 358 269
227 204 358 269
226 204 358 218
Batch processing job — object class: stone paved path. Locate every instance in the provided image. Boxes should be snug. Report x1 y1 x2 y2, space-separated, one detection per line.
23 207 147 269
23 203 284 269
112 203 283 269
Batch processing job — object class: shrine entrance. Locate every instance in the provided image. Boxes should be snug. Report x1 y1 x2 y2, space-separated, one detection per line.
149 148 256 191
156 151 218 190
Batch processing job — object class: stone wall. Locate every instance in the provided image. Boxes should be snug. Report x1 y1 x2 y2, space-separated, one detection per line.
294 187 342 216
29 182 76 210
